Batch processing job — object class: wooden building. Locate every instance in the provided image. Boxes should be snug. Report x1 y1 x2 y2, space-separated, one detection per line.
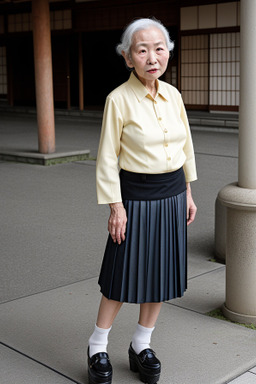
0 0 240 112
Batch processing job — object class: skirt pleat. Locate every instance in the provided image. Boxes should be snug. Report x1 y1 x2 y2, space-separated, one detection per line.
98 189 187 304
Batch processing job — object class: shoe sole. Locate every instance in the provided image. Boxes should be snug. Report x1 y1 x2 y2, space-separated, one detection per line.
129 356 160 384
88 369 112 384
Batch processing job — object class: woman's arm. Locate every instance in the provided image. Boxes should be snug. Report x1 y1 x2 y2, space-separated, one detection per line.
186 183 197 225
108 202 127 244
96 96 123 204
180 96 197 183
96 96 127 243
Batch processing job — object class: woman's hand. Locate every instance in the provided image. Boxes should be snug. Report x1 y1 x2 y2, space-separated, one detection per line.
186 183 197 226
108 202 127 244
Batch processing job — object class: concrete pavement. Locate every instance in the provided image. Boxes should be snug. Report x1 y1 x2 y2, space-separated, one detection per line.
1 112 256 384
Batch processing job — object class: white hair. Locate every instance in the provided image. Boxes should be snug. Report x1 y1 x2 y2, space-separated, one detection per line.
116 18 174 56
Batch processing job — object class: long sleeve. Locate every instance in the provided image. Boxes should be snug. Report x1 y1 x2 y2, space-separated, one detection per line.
96 96 124 204
180 97 197 182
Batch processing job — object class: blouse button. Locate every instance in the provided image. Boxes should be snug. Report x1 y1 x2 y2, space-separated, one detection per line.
158 117 162 121
164 143 168 147
167 157 171 161
164 129 168 133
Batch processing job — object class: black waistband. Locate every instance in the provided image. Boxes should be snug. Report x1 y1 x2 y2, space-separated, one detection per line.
120 168 186 201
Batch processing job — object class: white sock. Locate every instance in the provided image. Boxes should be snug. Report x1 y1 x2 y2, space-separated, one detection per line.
132 323 155 355
88 324 112 358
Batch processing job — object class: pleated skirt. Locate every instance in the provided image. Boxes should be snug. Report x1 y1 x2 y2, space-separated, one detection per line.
98 168 187 304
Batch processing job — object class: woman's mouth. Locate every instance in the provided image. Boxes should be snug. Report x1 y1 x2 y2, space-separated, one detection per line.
147 69 158 74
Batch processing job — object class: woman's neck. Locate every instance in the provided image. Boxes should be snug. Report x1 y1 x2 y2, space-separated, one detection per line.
146 83 157 98
134 71 158 99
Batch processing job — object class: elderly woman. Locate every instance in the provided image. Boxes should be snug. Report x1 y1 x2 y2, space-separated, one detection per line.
88 18 197 384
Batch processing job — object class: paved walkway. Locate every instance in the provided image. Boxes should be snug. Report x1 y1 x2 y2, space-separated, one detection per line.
1 112 256 384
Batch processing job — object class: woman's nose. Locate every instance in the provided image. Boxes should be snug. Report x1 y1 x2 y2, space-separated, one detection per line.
147 51 157 65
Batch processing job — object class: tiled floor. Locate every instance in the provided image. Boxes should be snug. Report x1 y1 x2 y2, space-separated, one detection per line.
229 367 256 383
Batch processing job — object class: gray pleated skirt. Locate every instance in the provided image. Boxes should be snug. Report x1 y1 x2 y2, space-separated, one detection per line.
98 168 187 304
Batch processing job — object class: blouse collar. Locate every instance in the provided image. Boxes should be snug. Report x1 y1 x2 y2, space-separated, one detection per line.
127 71 169 102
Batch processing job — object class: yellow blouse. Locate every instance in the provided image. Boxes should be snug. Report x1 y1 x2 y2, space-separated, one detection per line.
96 72 197 204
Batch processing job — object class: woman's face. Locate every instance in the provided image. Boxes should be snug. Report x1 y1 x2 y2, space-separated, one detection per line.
123 27 170 87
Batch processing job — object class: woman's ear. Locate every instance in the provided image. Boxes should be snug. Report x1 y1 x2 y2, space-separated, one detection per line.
121 51 134 69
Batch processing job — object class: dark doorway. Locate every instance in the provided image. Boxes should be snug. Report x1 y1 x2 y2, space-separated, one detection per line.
52 34 70 109
8 35 35 106
69 34 79 108
82 30 128 108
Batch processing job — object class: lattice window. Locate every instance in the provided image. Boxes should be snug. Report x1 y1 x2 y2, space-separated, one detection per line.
181 35 209 106
209 33 240 106
171 66 177 87
165 65 177 87
8 10 72 33
0 46 7 95
8 13 32 32
50 10 72 30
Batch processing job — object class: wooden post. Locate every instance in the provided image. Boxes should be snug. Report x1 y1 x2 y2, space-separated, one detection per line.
78 33 84 111
32 0 55 154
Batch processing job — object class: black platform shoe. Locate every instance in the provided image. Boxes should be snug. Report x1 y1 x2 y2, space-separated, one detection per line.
87 348 112 384
128 343 161 384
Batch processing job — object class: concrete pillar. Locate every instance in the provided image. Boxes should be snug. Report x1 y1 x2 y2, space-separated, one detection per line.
78 33 84 111
238 0 256 189
214 197 226 263
218 184 256 323
218 0 256 325
32 0 55 154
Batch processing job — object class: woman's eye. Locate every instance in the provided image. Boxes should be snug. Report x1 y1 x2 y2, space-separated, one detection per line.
157 47 164 52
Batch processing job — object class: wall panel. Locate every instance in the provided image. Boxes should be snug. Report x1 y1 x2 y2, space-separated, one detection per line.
209 32 240 108
180 34 209 107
